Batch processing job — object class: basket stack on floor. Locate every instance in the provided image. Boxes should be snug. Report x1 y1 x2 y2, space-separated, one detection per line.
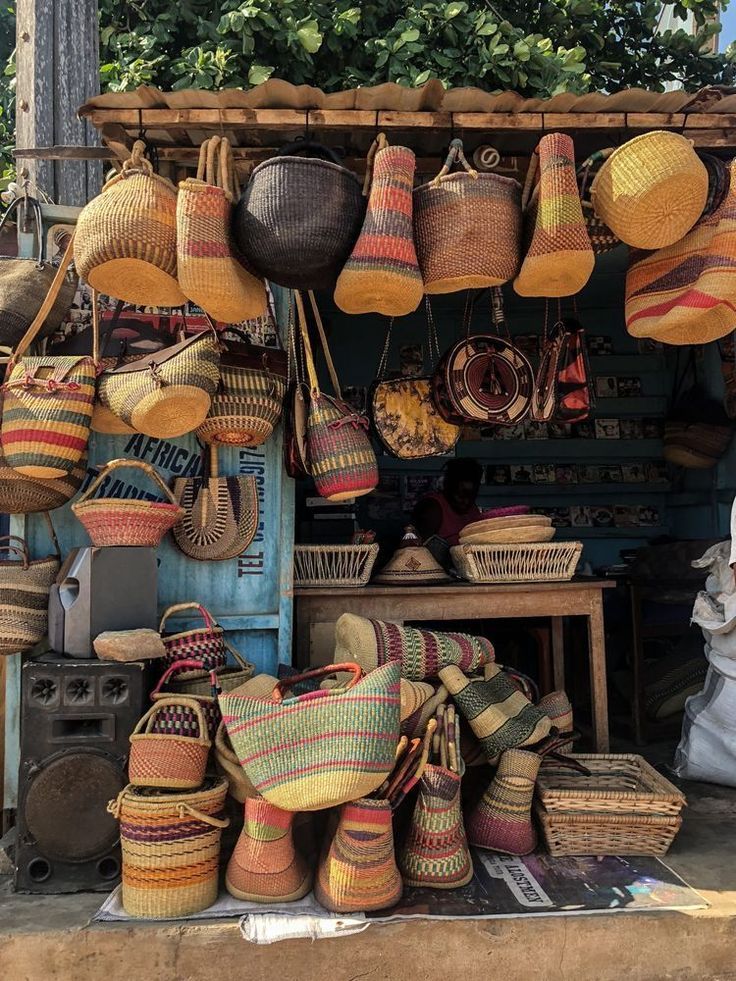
107 614 686 918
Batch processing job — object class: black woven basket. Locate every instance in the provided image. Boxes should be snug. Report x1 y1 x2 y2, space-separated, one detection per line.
234 140 365 291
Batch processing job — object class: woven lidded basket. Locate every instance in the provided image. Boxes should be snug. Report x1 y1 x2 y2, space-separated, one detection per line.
109 777 229 919
535 754 685 856
71 458 184 547
74 140 186 308
414 139 521 294
234 140 365 291
293 544 379 587
451 541 582 584
590 131 708 250
128 695 211 790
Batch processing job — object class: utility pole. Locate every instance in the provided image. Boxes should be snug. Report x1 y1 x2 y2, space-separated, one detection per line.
15 0 101 204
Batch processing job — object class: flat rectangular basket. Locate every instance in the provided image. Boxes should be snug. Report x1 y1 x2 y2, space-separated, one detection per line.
293 544 379 588
451 541 583 584
535 753 686 857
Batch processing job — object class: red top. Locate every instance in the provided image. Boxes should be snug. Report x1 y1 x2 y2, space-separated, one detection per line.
422 492 482 546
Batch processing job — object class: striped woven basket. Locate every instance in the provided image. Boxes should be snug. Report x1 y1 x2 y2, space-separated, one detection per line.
315 797 403 913
159 602 228 675
128 695 211 790
74 140 186 308
109 777 229 919
220 661 401 812
177 136 266 324
0 525 59 655
71 458 184 547
414 138 522 293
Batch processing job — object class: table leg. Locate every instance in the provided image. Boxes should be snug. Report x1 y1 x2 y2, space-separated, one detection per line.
551 617 565 691
587 598 610 753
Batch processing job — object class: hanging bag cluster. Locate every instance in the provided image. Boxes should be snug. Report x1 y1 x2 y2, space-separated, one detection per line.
370 300 460 459
172 444 259 561
74 140 186 308
0 195 77 347
334 134 423 317
297 291 378 501
177 136 266 324
1 235 97 479
235 139 365 291
413 138 521 293
514 133 594 298
196 322 287 447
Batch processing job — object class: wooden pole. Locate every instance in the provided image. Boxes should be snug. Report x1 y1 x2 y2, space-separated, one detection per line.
15 0 101 205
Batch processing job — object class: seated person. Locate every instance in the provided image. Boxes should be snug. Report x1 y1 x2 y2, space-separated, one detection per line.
412 458 483 547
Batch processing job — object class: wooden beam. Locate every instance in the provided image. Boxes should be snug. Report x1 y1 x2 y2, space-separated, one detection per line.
14 145 117 159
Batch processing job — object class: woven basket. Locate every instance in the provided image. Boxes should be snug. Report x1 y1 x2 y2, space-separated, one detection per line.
664 421 733 468
214 721 258 802
74 140 186 308
234 139 365 291
128 696 211 790
414 139 522 293
451 541 582 584
293 544 379 587
71 458 184 547
590 131 708 250
536 754 685 856
159 602 228 675
0 527 59 655
109 777 229 919
177 136 266 324
0 446 86 514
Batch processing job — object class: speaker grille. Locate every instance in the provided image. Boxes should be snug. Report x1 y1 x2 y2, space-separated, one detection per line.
23 752 124 861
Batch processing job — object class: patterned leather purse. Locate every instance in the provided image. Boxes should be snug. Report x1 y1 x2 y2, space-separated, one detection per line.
530 304 566 422
370 300 460 459
172 445 259 562
555 318 592 423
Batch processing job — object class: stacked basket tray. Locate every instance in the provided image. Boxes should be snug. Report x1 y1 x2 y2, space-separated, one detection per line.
451 511 582 584
293 543 379 587
535 754 686 857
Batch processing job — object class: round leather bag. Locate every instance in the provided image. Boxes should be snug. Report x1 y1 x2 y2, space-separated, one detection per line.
434 335 533 425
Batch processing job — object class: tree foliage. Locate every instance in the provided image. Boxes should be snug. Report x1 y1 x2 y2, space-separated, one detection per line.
98 1 734 96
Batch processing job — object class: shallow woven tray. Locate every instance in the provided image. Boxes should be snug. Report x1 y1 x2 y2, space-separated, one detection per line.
451 541 582 583
460 526 556 546
294 544 379 587
461 514 551 536
535 808 683 856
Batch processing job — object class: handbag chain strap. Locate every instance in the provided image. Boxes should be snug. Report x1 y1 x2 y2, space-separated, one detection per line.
376 318 395 381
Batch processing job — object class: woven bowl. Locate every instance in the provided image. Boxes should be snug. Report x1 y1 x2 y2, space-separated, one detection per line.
72 499 184 547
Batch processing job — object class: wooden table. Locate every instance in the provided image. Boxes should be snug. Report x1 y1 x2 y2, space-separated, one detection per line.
294 578 615 752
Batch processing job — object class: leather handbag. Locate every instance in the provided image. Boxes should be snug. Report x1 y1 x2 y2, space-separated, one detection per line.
196 319 287 447
172 444 259 562
0 195 77 347
297 291 378 501
1 235 97 478
370 301 460 459
432 288 533 426
529 304 567 422
555 319 592 423
96 315 221 439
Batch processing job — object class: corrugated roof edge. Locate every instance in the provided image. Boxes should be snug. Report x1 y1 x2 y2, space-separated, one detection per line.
78 80 736 117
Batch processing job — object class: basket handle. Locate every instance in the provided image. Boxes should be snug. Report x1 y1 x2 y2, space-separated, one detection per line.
133 695 210 743
121 139 154 178
158 601 217 633
0 538 29 567
177 801 230 829
151 658 209 697
277 138 345 167
272 662 363 704
307 290 341 399
0 193 46 265
225 640 253 673
218 137 240 201
362 132 389 196
521 145 540 211
294 290 320 395
431 138 478 187
577 147 615 199
76 458 180 507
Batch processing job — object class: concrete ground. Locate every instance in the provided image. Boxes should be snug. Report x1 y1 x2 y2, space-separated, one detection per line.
2 770 736 981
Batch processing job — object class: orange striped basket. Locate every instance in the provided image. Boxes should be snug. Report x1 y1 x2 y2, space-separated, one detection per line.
128 696 211 790
109 777 229 919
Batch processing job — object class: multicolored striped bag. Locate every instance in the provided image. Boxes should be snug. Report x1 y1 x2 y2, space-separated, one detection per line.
315 797 402 913
108 777 229 919
297 291 378 501
1 236 96 478
159 602 228 675
220 661 401 812
625 158 736 346
177 136 266 325
0 514 60 655
334 134 423 317
195 326 287 447
514 133 594 298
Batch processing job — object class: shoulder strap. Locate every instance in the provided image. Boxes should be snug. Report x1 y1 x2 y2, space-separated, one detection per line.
307 290 342 399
